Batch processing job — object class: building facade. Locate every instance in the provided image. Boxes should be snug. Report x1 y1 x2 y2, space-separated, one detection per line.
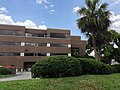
0 24 87 69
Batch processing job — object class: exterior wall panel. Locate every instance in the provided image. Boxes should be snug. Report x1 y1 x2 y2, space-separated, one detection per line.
0 24 87 69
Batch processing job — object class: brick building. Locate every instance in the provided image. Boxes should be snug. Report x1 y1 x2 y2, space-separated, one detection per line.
0 24 87 69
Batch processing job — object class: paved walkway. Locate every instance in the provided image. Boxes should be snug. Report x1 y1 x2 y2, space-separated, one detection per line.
0 72 31 81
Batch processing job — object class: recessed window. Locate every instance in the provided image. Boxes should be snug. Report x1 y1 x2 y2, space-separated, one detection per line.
50 43 67 47
25 42 46 46
51 53 68 56
0 42 21 46
0 30 23 36
24 53 46 56
25 33 46 37
0 53 20 56
50 33 68 38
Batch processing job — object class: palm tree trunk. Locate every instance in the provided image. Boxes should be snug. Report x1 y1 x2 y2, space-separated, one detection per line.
91 33 100 61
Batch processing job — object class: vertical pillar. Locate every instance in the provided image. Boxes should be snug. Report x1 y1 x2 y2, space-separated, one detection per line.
47 43 50 47
47 53 50 56
68 44 71 48
21 42 25 56
68 53 71 56
20 53 24 56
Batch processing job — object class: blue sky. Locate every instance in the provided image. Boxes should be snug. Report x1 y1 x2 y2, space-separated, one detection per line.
0 0 120 40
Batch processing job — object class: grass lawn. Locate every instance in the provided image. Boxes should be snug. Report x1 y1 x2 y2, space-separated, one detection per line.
0 73 120 90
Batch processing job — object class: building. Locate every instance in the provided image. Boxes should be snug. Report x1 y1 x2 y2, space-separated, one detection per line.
0 24 87 69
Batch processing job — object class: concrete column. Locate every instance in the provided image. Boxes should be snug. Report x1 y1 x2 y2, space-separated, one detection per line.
21 42 25 56
47 53 50 56
47 43 50 47
68 44 71 48
21 42 25 46
20 53 24 56
68 53 71 56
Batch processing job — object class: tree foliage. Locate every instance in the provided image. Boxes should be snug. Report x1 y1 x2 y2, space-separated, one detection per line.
86 30 120 64
76 0 111 60
101 30 120 64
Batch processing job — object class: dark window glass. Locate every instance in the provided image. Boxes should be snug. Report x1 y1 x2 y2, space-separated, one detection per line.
51 43 67 47
50 33 68 38
38 43 47 46
0 30 23 36
51 53 68 56
0 53 20 56
24 53 46 56
25 33 46 37
0 42 21 46
24 53 34 56
38 53 46 56
25 43 46 46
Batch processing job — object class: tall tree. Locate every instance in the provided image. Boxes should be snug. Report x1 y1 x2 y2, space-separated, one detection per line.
76 0 111 60
86 30 120 64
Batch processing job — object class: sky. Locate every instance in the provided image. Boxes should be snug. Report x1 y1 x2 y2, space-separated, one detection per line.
0 0 120 40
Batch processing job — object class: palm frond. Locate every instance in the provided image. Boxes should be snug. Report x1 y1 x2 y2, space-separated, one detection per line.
99 3 108 10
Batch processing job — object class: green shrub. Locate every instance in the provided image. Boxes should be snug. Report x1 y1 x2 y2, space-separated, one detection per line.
0 67 11 75
78 58 113 75
31 56 82 78
111 64 120 73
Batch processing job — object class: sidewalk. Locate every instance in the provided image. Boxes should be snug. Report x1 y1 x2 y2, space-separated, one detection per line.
0 72 31 81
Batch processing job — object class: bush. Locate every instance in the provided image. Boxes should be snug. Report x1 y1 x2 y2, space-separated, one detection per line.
0 67 11 75
111 64 120 73
78 58 113 75
31 56 82 78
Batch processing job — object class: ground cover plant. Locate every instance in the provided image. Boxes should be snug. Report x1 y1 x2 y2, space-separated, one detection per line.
0 74 120 90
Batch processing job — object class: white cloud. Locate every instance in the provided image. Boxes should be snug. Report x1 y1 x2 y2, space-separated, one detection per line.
114 0 120 4
15 20 37 28
108 0 120 7
0 8 47 30
109 11 120 33
44 5 48 9
73 6 80 13
36 0 50 4
38 24 47 30
49 10 55 14
15 20 47 29
0 14 14 24
41 21 45 24
38 21 47 30
0 7 8 14
36 0 55 13
50 5 54 7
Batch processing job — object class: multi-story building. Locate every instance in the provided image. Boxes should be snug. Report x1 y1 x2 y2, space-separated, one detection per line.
0 24 87 69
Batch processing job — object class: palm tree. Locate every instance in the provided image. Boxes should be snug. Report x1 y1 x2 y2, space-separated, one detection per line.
76 0 111 60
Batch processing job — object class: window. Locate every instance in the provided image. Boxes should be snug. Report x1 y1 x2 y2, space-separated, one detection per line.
0 42 21 46
0 53 20 56
51 53 68 56
50 33 68 38
24 53 46 56
24 53 34 56
25 33 46 37
50 43 67 47
25 42 46 46
38 43 47 46
0 30 23 36
37 53 46 56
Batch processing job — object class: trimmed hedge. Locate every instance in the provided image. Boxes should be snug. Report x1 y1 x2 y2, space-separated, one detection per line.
31 56 82 78
78 58 114 75
111 64 120 73
0 67 11 75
